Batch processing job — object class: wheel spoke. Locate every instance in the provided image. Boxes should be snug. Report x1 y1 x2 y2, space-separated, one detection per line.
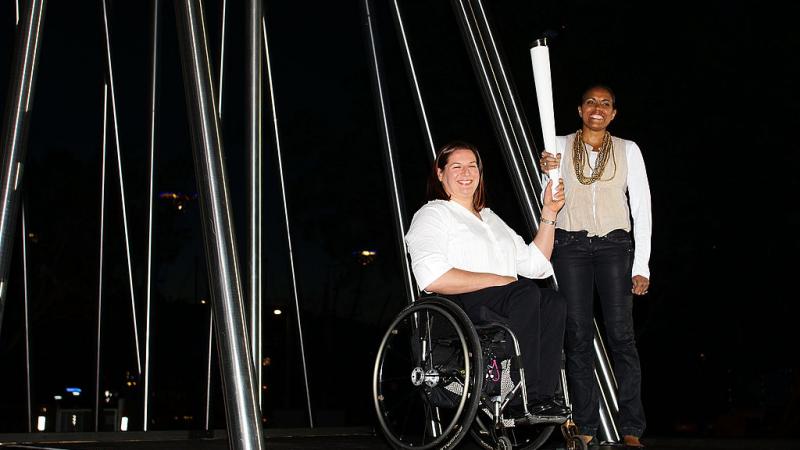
374 299 482 450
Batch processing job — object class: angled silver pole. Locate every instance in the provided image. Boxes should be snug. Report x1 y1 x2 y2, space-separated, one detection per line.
388 0 435 161
217 0 227 116
594 322 619 408
143 0 161 432
174 0 264 447
204 311 214 431
246 0 263 410
95 84 109 432
262 14 313 427
450 0 541 234
455 1 623 441
594 322 621 441
100 0 143 375
362 0 417 305
0 0 45 337
22 200 31 432
472 0 543 197
205 0 228 427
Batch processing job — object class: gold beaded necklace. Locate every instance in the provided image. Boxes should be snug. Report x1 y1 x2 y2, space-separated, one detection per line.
572 130 616 185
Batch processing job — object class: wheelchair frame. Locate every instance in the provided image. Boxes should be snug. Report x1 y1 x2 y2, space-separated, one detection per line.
373 296 586 450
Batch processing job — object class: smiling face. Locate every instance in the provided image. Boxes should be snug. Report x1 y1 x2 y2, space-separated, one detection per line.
437 148 480 211
578 86 617 132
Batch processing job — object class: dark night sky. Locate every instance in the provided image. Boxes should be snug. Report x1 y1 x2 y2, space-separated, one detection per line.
1 0 799 436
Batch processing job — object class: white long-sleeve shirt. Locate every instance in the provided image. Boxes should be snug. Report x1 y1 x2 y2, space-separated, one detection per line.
405 200 553 291
543 135 652 279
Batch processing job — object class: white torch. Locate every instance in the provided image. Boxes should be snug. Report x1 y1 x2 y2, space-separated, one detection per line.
529 38 559 197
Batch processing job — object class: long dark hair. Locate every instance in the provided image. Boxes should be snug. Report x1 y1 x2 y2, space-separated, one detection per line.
426 141 486 211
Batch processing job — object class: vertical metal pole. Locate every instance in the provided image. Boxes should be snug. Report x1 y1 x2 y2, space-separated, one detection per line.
262 14 314 427
246 0 263 411
0 0 45 337
95 84 109 432
21 201 31 432
143 0 161 432
100 0 143 375
174 0 264 447
388 0 435 162
361 0 417 306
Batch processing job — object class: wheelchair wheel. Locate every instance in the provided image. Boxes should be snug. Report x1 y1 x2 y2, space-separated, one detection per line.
373 297 483 450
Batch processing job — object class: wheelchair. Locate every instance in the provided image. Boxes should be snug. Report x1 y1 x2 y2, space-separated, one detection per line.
373 296 587 450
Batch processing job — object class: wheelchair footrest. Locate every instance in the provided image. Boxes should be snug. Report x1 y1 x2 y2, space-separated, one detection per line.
514 413 569 427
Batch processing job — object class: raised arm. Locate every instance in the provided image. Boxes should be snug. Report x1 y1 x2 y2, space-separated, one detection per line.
532 178 564 259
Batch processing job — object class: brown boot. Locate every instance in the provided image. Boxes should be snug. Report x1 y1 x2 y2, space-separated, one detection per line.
623 435 645 448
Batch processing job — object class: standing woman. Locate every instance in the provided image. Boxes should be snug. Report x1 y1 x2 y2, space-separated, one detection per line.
540 84 652 447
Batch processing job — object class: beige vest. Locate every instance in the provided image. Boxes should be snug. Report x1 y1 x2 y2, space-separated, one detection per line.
557 133 630 236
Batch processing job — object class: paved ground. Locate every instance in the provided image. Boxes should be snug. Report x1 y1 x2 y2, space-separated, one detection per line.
1 430 799 450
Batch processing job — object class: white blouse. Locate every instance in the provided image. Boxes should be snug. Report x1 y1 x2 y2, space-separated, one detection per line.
405 200 553 292
544 135 652 279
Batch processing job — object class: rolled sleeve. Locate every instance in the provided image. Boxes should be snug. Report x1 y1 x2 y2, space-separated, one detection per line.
405 206 454 291
510 225 554 279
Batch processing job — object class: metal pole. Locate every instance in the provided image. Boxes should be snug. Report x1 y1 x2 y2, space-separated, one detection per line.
204 311 214 431
388 0 435 161
143 0 161 432
450 0 541 234
362 0 417 306
246 0 263 411
95 84 109 432
453 1 623 441
204 0 228 427
471 0 543 198
594 322 621 441
262 14 314 427
174 0 264 447
100 0 143 375
22 200 31 432
217 0 227 116
0 0 45 337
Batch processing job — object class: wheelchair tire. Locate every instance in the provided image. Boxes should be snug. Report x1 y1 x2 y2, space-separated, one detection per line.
373 297 483 450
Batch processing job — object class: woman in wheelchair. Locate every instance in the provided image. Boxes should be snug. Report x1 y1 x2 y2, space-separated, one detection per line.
405 141 567 418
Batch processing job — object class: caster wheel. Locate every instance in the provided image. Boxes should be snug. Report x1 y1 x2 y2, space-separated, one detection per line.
569 436 588 450
496 435 512 450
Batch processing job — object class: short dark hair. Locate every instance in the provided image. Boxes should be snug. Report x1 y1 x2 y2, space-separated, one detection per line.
580 83 617 109
426 141 486 211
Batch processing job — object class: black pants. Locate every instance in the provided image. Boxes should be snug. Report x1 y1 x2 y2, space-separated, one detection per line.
553 229 646 438
451 277 566 401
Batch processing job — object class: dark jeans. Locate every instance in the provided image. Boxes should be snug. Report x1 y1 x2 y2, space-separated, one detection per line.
450 278 566 401
553 229 645 438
